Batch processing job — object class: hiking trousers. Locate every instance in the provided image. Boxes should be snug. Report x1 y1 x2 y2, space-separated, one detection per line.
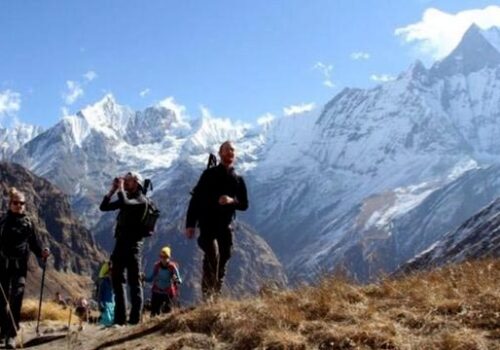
197 225 233 299
110 247 143 325
0 260 27 338
150 292 174 316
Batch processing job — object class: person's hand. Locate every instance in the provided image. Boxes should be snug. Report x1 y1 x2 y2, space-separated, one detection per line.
41 248 50 261
185 227 196 239
218 195 235 205
108 178 119 195
117 177 125 190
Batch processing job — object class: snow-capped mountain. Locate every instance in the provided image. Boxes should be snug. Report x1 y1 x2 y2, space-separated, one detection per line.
297 164 500 282
399 194 500 273
248 24 500 278
12 94 263 223
0 122 43 159
6 24 500 285
9 95 282 299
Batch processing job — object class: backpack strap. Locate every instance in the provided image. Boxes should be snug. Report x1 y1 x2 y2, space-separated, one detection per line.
0 216 5 242
141 198 149 223
153 261 161 276
0 216 5 257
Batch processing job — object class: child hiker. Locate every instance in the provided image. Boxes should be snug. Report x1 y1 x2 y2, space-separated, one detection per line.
74 297 89 331
148 246 181 316
97 260 114 326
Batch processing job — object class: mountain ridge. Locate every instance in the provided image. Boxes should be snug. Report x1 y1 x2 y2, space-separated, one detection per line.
2 24 500 286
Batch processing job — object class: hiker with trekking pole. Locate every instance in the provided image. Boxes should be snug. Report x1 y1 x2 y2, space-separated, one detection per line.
0 187 50 349
185 141 249 302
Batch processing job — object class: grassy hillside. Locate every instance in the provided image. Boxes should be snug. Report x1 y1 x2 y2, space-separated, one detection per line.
76 258 499 350
153 260 500 349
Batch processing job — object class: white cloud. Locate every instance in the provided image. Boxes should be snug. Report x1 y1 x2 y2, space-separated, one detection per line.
323 80 335 88
157 96 187 118
283 103 315 117
350 51 371 60
62 80 84 105
395 5 500 59
257 113 275 125
83 70 98 82
61 107 70 117
0 89 21 118
313 62 335 89
139 88 151 98
370 74 396 83
61 71 97 107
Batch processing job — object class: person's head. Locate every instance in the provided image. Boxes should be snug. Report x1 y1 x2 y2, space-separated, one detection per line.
219 140 236 168
124 171 143 193
8 188 26 214
160 246 171 263
78 297 88 308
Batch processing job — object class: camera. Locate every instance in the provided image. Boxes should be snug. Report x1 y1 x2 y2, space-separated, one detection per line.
113 177 123 186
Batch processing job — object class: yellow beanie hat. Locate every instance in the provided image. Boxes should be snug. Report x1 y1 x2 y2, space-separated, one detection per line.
160 246 171 258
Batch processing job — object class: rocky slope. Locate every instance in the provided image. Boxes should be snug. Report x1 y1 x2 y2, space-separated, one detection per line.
0 162 105 297
400 197 500 273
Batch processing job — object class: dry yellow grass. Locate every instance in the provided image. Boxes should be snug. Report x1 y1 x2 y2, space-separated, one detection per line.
21 299 70 322
156 259 499 349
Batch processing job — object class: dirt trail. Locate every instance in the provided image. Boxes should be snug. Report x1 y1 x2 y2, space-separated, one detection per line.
11 318 216 350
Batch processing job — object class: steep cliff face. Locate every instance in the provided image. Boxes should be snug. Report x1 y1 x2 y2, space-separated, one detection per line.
0 162 106 297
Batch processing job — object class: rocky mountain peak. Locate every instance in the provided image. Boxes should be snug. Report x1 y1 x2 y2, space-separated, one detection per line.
431 24 500 78
125 106 189 145
76 94 133 137
0 123 43 159
402 59 428 81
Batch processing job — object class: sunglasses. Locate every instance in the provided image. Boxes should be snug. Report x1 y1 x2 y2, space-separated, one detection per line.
11 201 26 206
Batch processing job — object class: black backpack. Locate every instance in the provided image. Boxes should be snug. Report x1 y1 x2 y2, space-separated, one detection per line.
141 179 160 237
190 153 217 197
207 153 217 169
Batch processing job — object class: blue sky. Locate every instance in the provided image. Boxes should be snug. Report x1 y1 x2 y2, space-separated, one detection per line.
1 0 499 128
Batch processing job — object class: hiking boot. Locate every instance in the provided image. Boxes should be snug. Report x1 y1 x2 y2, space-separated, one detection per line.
5 337 16 349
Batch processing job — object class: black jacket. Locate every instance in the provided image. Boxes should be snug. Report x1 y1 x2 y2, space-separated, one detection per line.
186 164 248 229
0 211 43 265
99 189 147 247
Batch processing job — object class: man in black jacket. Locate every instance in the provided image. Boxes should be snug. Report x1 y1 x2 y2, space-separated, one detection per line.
99 172 147 325
185 141 249 300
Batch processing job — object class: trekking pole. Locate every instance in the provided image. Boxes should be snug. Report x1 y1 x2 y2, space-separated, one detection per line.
36 259 47 335
67 308 73 330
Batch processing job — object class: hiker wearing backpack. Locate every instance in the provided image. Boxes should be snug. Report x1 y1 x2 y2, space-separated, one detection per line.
99 172 147 325
185 141 249 301
147 246 182 316
0 188 50 349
